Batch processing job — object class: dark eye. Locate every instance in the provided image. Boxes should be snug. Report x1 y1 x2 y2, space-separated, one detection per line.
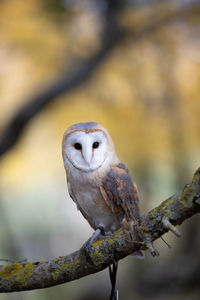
93 142 99 149
74 143 82 150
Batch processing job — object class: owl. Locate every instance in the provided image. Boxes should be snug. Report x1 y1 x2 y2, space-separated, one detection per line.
62 122 141 242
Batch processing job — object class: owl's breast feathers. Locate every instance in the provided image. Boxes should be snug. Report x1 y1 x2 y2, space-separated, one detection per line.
101 163 140 232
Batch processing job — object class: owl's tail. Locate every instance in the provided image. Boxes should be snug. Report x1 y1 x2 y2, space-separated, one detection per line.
109 262 118 300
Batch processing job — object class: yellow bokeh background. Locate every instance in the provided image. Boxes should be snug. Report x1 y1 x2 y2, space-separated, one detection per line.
0 1 200 299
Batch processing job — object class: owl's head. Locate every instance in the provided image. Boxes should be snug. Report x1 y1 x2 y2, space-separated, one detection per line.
62 122 118 172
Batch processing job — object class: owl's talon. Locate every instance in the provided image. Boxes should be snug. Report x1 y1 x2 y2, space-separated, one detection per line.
162 218 181 237
81 227 105 253
90 227 105 244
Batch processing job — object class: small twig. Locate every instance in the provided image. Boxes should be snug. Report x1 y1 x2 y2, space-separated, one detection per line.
145 240 160 257
0 258 28 264
162 218 181 237
161 236 172 248
0 259 16 264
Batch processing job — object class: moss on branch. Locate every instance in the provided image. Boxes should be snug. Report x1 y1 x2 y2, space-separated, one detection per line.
0 168 200 293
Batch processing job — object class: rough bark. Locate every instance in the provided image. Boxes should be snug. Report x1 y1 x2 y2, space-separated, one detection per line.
0 168 199 293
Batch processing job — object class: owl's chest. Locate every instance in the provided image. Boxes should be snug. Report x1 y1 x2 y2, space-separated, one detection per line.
69 175 120 232
74 182 101 206
72 180 105 216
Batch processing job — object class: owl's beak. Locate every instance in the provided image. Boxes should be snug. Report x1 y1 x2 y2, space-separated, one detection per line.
82 148 92 166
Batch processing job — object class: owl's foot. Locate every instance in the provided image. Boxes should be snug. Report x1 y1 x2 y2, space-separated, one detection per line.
90 226 105 244
81 226 105 253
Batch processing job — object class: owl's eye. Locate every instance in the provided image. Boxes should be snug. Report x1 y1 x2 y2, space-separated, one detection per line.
92 142 99 149
74 143 82 150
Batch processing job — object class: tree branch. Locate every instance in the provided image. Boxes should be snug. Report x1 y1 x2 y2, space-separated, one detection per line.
0 168 199 293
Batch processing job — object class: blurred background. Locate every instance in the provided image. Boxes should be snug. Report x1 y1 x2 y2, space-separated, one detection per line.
0 0 200 299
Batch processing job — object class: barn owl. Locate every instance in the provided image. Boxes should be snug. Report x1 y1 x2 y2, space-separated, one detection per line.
62 122 141 242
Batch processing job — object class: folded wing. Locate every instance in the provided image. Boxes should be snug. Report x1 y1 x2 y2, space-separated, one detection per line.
100 162 140 232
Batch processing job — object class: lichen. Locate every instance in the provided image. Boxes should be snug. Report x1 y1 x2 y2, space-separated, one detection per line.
89 250 105 266
51 258 81 281
178 169 200 207
149 209 160 224
107 229 121 245
15 263 34 285
140 226 149 233
160 197 174 211
179 184 194 207
0 263 22 280
0 263 34 286
51 261 74 280
92 240 104 248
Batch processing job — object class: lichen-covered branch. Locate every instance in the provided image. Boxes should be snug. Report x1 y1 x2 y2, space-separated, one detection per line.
0 168 199 293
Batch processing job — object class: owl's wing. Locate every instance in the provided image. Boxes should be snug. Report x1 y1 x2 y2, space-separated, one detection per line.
100 163 140 231
101 163 144 258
